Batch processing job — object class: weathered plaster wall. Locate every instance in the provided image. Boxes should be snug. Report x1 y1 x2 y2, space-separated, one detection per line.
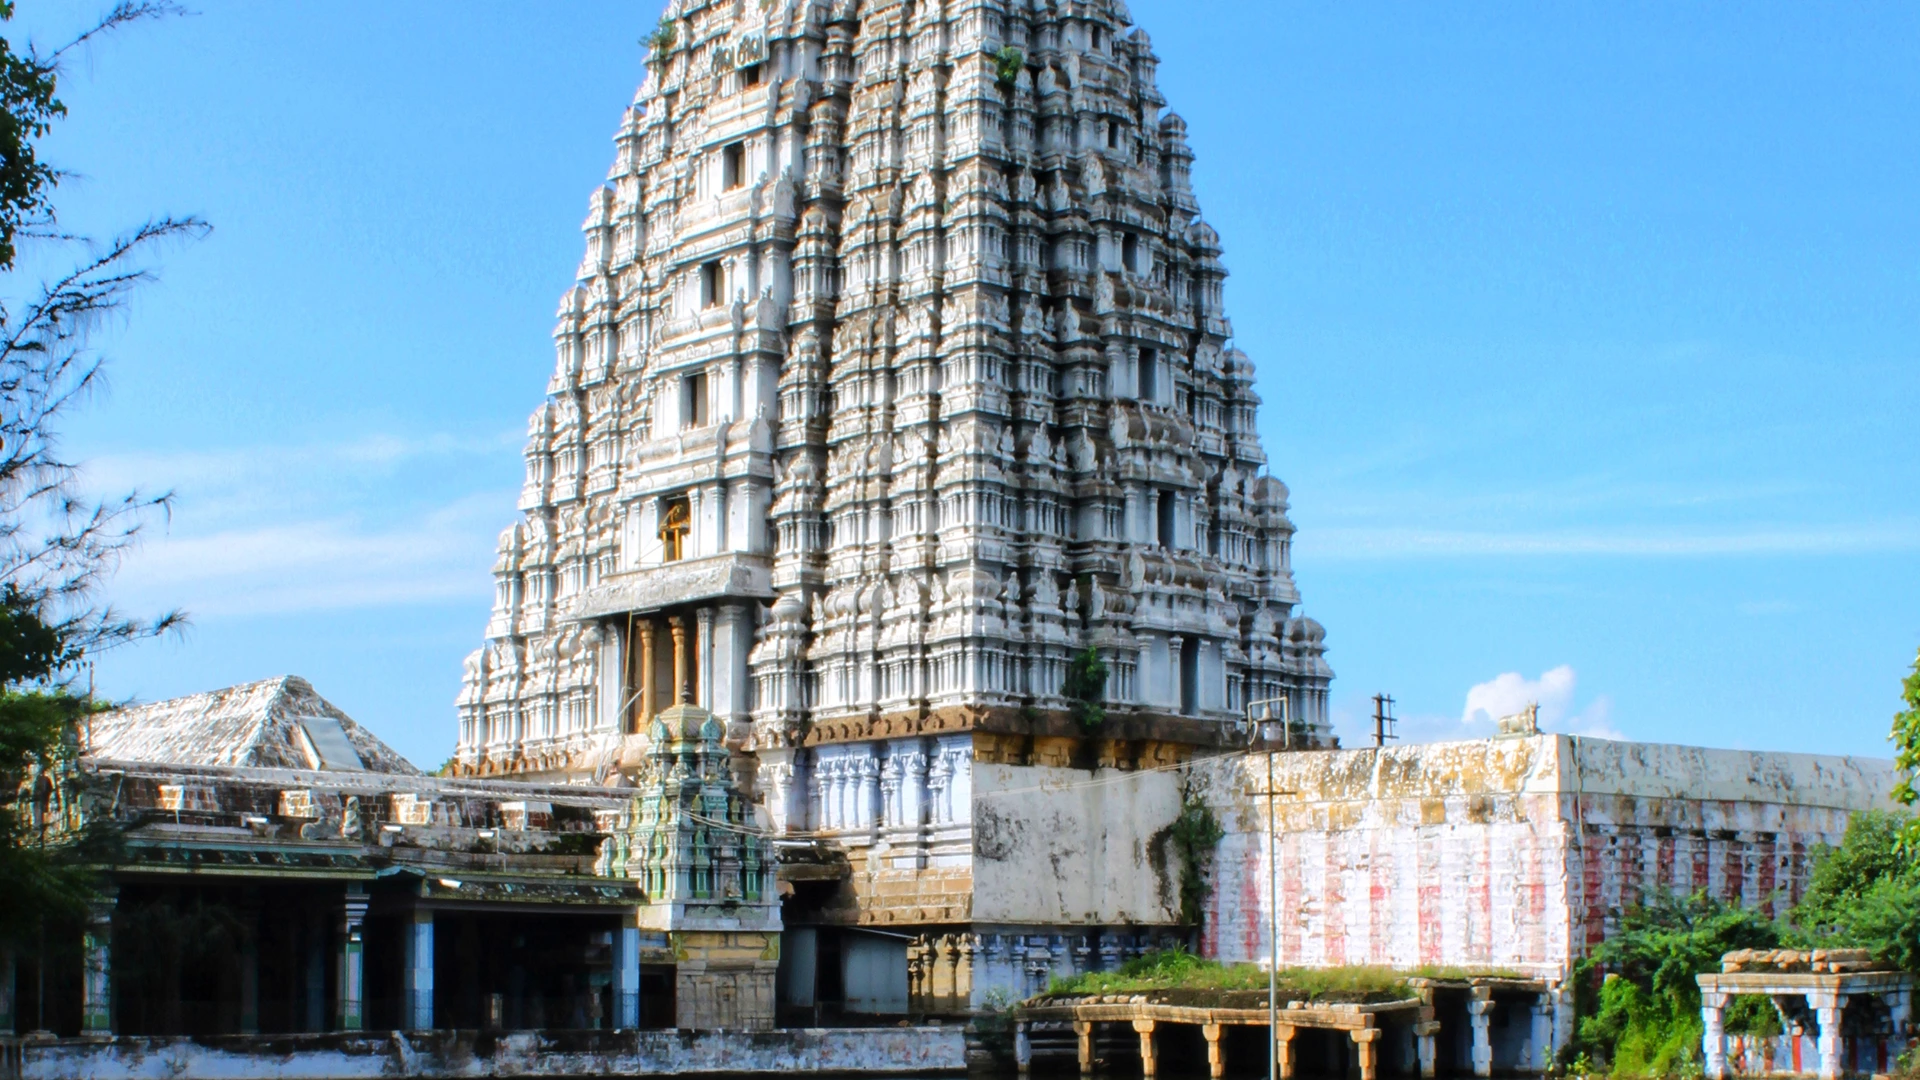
1200 736 1897 983
970 762 1186 927
12 1027 967 1079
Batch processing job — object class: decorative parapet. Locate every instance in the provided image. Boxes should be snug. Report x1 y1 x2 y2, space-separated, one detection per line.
566 553 774 621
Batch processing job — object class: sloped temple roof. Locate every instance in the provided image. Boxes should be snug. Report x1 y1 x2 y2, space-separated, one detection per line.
85 675 420 774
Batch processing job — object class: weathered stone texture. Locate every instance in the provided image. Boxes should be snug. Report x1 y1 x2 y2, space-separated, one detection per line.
1198 735 1899 982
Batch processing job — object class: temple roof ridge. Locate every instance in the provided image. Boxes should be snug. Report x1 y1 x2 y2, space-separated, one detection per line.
86 674 421 775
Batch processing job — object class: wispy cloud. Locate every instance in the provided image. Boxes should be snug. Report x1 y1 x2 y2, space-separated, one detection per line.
1299 522 1920 561
85 432 520 617
115 495 507 617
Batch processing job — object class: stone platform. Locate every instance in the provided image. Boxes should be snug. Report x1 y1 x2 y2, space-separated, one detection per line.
3 1027 968 1080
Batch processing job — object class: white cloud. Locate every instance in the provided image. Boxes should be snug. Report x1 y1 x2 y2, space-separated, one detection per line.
1459 664 1622 739
113 496 506 617
80 433 519 617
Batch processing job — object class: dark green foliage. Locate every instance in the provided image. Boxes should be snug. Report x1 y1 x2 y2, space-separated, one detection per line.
1570 890 1782 1077
1787 809 1920 973
0 587 104 948
1168 792 1222 926
1722 995 1781 1038
0 0 61 271
1063 646 1107 731
994 45 1024 89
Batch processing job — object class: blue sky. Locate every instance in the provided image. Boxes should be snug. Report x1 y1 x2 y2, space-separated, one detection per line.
18 2 1918 767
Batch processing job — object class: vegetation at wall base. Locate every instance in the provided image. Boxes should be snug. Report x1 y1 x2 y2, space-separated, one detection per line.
1042 947 1522 1007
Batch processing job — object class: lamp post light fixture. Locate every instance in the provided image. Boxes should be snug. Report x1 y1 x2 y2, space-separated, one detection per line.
1244 695 1296 1080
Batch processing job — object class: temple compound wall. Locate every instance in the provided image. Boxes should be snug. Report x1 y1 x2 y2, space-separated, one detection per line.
1190 734 1898 1056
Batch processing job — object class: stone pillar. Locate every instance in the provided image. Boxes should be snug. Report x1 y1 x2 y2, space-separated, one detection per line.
638 621 656 725
696 606 715 711
1701 991 1729 1080
1810 991 1843 1080
405 908 434 1030
1275 1021 1296 1080
1016 1020 1033 1075
1134 1018 1158 1078
1352 1027 1382 1080
81 891 114 1036
338 885 368 1030
616 922 640 1029
1 944 14 1034
1469 992 1495 1078
1532 992 1556 1073
238 891 260 1035
1074 1019 1095 1076
1414 1020 1441 1079
1203 1022 1227 1078
1551 984 1576 1057
669 616 689 703
301 911 325 1032
1887 987 1911 1048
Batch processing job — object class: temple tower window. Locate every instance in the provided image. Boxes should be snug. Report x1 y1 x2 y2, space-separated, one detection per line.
1138 347 1156 401
660 497 692 562
1156 490 1176 548
699 261 724 308
681 370 709 428
722 142 746 190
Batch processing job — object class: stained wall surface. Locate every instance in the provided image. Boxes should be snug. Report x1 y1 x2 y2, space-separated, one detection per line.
1197 735 1898 981
970 760 1185 927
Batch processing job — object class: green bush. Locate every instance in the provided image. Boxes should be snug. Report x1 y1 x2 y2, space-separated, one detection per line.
1570 890 1781 1077
1787 809 1920 972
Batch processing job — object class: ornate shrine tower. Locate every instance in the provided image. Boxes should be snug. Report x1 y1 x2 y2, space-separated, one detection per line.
457 0 1333 1010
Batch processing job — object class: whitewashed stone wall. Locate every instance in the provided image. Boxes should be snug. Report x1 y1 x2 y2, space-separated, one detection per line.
1197 735 1899 983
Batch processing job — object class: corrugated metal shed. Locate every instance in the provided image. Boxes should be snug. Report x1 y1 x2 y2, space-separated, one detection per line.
84 675 419 774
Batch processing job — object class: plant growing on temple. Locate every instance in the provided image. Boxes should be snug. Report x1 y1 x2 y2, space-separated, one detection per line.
1063 646 1107 731
994 45 1024 90
645 16 676 59
1568 890 1781 1077
0 1 200 948
1168 789 1223 927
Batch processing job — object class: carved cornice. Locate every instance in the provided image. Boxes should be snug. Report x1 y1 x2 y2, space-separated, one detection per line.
568 553 774 621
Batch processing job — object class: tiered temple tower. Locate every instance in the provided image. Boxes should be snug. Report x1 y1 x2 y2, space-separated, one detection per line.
457 0 1332 1011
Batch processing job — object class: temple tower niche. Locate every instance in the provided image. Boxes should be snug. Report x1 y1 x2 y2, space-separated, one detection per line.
456 0 1333 1011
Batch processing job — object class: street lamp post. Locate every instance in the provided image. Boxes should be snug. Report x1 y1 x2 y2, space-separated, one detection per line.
1244 696 1295 1080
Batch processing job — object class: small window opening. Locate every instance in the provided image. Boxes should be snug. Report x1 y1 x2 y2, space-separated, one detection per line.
682 370 709 428
659 497 691 562
1156 490 1176 548
1208 515 1222 556
1137 347 1157 401
699 260 723 308
1107 124 1120 150
1179 638 1199 715
740 63 763 88
722 142 746 190
1091 26 1104 51
1122 233 1140 273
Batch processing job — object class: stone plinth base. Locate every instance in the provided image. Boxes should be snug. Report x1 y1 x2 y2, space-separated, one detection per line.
9 1027 966 1079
